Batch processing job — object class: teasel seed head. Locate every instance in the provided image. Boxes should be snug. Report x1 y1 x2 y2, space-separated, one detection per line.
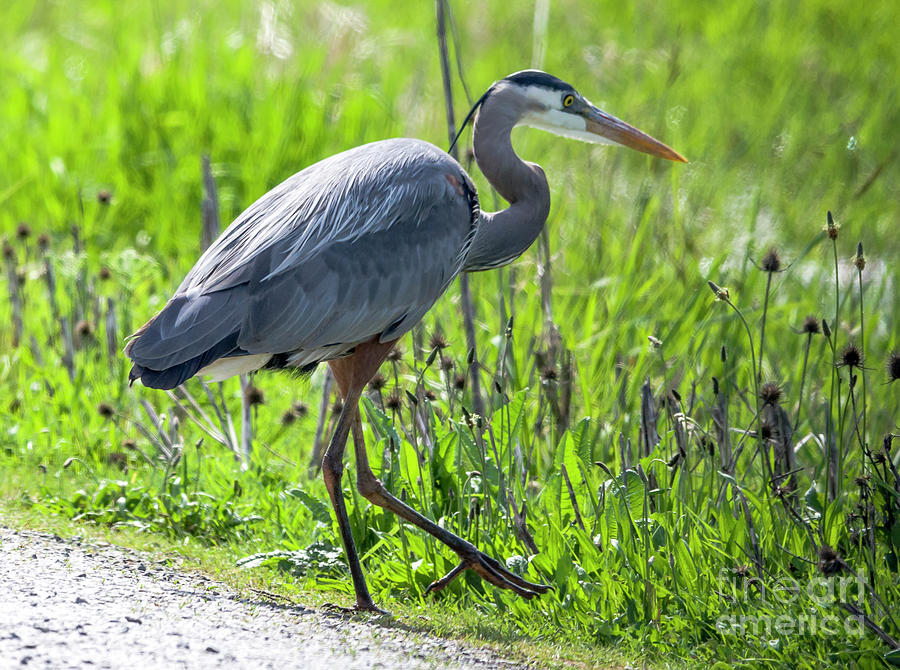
385 392 402 411
817 545 843 576
759 381 784 406
428 332 448 351
243 385 265 406
760 247 782 273
801 315 821 335
368 373 387 391
886 351 900 383
838 343 864 369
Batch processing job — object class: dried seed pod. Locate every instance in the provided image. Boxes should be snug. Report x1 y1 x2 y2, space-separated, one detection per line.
385 392 402 411
428 332 448 350
760 248 782 272
817 545 843 575
243 385 265 406
801 315 821 334
886 351 900 383
838 343 864 369
759 381 783 406
853 242 865 271
825 211 839 240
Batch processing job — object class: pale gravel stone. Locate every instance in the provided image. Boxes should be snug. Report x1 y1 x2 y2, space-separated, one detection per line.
0 527 528 669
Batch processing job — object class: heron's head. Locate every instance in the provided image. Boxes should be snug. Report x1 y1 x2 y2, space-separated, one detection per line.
470 69 687 163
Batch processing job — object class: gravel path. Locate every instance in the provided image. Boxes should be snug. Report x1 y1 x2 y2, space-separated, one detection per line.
0 528 528 669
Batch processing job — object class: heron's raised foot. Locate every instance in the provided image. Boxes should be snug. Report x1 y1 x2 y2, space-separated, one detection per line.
425 549 551 599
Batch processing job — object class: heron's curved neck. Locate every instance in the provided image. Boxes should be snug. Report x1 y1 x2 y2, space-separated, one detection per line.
463 95 550 272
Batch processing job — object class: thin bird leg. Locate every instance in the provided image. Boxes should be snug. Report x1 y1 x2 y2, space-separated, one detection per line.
349 412 549 599
330 338 548 599
320 387 381 613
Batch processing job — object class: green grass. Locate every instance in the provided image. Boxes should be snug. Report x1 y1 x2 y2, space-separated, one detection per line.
0 501 637 670
2 1 899 668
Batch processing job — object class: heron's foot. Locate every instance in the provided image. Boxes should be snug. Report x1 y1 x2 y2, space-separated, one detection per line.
425 548 550 599
321 601 391 617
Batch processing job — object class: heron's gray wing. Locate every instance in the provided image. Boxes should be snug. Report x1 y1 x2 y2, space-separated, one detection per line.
127 138 476 381
177 139 472 295
238 196 468 354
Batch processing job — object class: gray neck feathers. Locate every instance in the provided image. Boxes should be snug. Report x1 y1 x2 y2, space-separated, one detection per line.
462 84 551 272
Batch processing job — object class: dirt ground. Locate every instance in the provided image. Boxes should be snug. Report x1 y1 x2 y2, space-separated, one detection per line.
0 527 529 669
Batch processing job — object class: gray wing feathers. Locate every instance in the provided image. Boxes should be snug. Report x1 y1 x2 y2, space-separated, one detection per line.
238 202 461 354
127 288 247 368
128 139 474 374
179 140 464 293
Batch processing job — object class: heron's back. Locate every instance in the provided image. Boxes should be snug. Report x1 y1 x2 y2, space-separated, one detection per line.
126 138 478 389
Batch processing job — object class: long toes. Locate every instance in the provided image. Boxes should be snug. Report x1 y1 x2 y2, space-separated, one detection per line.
426 552 549 599
470 559 539 598
425 561 467 595
472 553 543 599
479 554 551 593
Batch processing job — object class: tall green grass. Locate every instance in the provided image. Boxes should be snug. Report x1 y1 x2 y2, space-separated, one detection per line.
2 1 899 667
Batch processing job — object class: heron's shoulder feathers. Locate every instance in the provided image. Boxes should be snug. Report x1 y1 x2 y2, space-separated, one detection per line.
178 138 474 295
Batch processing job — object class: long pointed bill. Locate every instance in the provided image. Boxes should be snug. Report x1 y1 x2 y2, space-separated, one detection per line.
584 106 687 163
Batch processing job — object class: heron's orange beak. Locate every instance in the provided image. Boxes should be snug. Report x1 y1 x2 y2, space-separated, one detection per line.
583 106 687 163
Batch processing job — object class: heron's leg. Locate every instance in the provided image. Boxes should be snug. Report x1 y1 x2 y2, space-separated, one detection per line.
350 413 549 599
320 338 399 613
320 393 381 613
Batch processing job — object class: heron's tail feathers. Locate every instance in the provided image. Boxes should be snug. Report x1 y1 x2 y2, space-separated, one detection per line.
128 332 241 389
125 289 245 390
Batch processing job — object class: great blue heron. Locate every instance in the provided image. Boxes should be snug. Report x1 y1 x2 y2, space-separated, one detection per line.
126 70 686 611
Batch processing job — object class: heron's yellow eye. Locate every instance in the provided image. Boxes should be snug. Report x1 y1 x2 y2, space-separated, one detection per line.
562 94 575 108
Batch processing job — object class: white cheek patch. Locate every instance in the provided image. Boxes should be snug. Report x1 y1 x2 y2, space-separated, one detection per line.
524 86 567 109
518 107 615 145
